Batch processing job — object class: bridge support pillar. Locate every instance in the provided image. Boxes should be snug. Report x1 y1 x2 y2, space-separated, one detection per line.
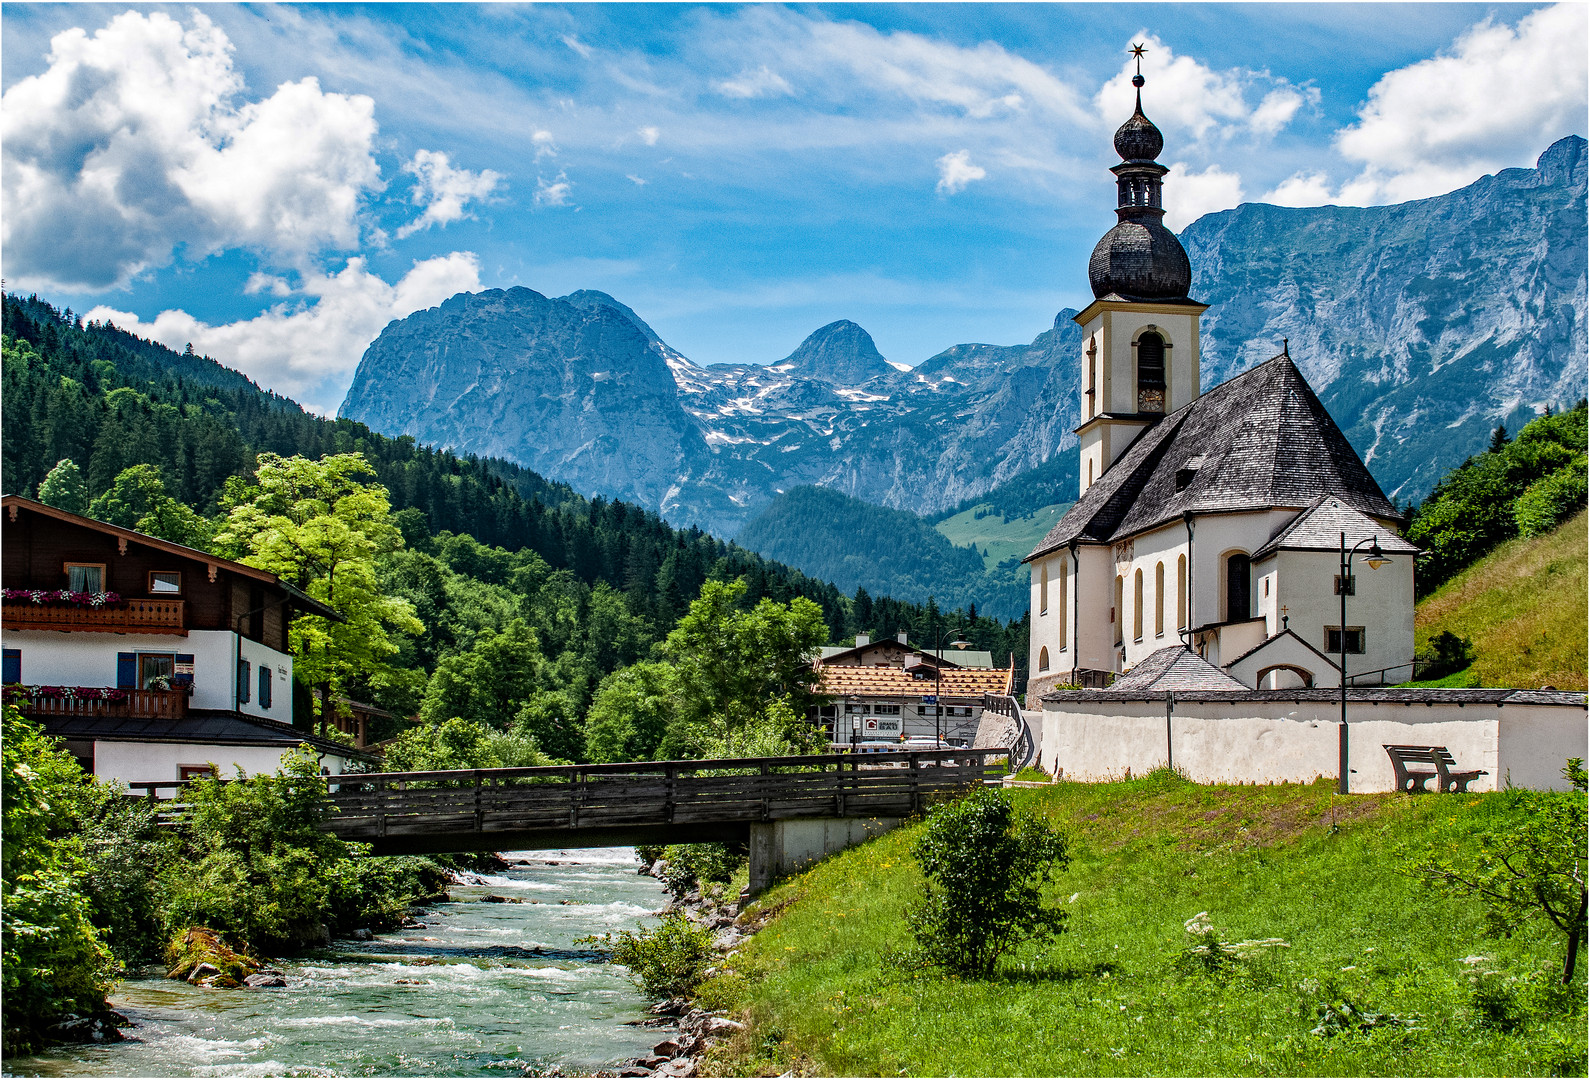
747 816 902 895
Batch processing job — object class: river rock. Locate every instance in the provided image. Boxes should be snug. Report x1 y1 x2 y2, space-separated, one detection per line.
46 1010 129 1044
244 973 288 988
651 1038 681 1056
650 998 688 1016
348 928 375 941
649 859 667 878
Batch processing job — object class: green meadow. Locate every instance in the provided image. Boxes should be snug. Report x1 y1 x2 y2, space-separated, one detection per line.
698 775 1587 1077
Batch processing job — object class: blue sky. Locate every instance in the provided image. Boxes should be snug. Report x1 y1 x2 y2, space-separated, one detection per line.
3 3 1585 413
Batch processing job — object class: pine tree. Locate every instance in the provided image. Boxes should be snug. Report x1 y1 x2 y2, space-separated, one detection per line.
35 458 90 515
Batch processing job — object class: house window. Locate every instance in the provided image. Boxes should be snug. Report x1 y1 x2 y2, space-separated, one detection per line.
259 666 272 709
1038 646 1050 672
1177 555 1188 629
1226 553 1251 621
139 653 175 689
1039 562 1049 616
2 649 19 684
1137 332 1166 413
1133 568 1144 642
179 765 216 782
149 571 182 595
1155 562 1165 637
238 658 252 704
1325 627 1366 654
65 563 105 592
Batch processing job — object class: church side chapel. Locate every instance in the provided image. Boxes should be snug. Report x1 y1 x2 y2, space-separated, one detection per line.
1024 52 1418 697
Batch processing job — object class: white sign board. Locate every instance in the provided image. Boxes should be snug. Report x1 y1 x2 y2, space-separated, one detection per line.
863 716 902 737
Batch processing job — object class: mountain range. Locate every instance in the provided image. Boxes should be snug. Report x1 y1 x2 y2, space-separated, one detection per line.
341 136 1588 545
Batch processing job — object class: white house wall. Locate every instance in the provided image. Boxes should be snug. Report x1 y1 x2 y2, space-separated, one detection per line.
2 628 293 724
94 740 355 788
1040 697 1586 792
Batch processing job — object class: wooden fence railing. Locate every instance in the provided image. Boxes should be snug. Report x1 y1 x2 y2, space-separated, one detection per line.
3 598 185 634
127 749 1011 845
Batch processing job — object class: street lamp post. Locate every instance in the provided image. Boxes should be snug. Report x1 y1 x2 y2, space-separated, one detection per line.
933 627 973 747
1337 531 1388 795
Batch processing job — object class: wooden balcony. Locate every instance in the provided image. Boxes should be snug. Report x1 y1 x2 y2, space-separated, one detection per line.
2 598 185 635
16 688 189 720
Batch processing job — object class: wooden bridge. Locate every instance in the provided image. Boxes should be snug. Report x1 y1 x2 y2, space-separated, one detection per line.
131 750 1011 882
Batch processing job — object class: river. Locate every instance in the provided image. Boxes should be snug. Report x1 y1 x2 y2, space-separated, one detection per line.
8 848 671 1078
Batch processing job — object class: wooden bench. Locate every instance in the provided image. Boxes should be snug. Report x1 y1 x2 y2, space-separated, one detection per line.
1383 744 1488 793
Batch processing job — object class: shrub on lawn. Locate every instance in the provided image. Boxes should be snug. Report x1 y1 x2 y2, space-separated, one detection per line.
900 787 1070 977
583 913 715 998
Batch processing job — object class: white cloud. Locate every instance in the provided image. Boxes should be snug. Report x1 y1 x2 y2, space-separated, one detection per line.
394 149 501 239
1163 162 1244 229
532 129 558 159
638 125 660 145
1332 3 1588 204
935 149 986 194
1262 172 1337 207
535 174 573 207
85 252 482 413
561 34 592 60
626 174 648 186
1 10 381 290
244 272 293 297
714 65 794 99
1094 35 1311 143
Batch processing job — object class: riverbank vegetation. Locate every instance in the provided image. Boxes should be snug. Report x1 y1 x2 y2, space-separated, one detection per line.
0 706 453 1053
696 775 1588 1077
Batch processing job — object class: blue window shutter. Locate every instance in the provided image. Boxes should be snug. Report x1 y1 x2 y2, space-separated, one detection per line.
2 649 20 684
174 653 194 688
176 653 194 664
117 653 137 688
259 667 272 709
238 658 251 704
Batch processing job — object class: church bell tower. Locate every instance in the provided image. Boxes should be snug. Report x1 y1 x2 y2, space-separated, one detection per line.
1075 46 1207 495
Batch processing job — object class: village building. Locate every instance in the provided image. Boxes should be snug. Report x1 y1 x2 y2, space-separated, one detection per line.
812 632 1013 747
1023 69 1417 698
2 495 373 783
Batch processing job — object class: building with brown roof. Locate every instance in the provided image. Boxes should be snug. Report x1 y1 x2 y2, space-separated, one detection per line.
814 632 1014 746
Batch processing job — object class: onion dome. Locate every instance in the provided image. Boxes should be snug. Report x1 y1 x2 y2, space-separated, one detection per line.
1113 90 1164 162
1087 55 1194 303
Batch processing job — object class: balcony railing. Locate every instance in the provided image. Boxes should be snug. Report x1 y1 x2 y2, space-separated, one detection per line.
14 687 189 721
2 598 185 635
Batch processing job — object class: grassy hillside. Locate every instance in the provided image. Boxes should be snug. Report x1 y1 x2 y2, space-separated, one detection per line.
934 501 1069 571
699 776 1587 1077
1413 510 1587 691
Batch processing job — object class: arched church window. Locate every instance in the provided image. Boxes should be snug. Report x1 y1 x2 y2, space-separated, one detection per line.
1137 332 1166 413
1040 562 1049 615
1133 568 1144 642
1038 646 1050 672
1058 566 1068 649
1226 552 1251 622
1177 555 1187 629
1155 561 1165 637
1113 575 1124 646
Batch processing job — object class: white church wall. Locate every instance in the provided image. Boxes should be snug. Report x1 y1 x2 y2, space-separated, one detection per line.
1224 632 1341 689
1039 694 1583 791
1113 522 1189 670
1274 549 1415 685
1074 545 1116 673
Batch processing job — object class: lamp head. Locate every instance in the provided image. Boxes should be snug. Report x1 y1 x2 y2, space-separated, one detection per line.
1365 538 1388 570
951 639 972 650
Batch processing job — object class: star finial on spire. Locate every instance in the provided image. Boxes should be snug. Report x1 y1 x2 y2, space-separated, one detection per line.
1130 43 1148 88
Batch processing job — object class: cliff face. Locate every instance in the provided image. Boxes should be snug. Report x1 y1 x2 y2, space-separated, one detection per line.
341 136 1588 534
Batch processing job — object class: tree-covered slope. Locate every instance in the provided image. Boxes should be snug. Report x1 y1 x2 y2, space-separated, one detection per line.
735 486 1028 622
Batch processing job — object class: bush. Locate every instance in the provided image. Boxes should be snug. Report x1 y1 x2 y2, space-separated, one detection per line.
1 707 118 1053
659 843 745 899
76 789 176 962
326 855 451 934
584 914 716 998
1417 630 1475 681
1514 459 1587 538
901 787 1070 977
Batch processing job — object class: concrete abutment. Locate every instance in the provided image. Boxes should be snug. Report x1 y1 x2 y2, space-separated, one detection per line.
747 816 903 894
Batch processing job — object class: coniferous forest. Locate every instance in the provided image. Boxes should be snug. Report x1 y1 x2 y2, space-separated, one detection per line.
2 294 1030 751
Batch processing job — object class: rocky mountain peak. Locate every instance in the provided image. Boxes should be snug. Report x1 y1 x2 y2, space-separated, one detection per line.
773 319 894 385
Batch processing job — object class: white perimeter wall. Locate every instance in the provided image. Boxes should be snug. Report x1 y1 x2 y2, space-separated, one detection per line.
94 740 355 788
1041 698 1587 792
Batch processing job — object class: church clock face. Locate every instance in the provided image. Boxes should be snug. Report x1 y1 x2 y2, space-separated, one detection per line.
1138 388 1165 413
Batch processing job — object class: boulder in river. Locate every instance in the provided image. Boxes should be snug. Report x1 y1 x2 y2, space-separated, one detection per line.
165 927 263 989
45 1010 130 1044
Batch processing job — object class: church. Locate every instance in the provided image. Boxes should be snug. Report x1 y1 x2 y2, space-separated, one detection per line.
1023 65 1418 698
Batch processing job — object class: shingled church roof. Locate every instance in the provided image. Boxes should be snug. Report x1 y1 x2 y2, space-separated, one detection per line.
1026 351 1400 562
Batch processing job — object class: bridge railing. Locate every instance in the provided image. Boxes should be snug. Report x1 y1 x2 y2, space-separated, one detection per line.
322 748 1011 845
